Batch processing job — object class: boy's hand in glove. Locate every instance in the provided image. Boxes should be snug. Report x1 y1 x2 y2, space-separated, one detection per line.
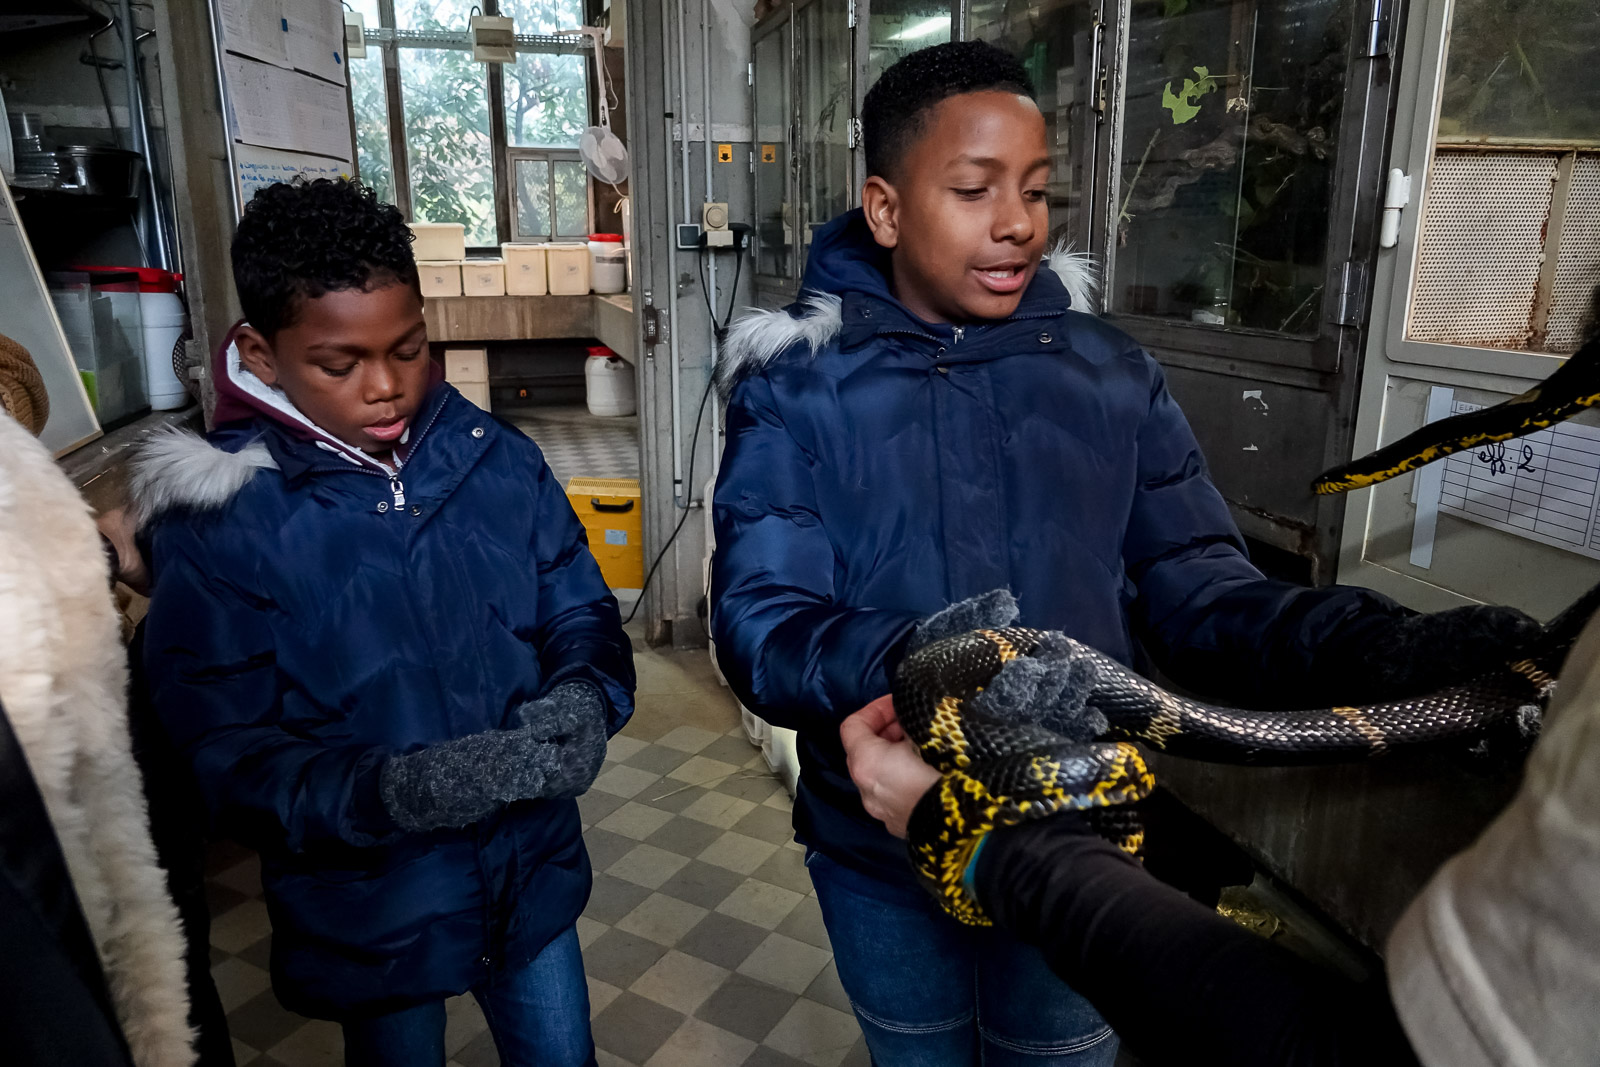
908 589 1020 654
379 681 610 833
1335 604 1542 702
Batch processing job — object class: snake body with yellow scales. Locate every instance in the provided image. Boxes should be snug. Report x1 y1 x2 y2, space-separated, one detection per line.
898 583 1600 925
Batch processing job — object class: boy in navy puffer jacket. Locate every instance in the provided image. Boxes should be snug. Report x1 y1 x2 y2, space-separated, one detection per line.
711 42 1538 1067
137 179 633 1066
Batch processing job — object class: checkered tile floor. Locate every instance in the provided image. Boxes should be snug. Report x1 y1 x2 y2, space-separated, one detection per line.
205 641 870 1067
505 404 640 489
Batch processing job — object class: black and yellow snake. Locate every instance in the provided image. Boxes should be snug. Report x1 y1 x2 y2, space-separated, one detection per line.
899 582 1600 925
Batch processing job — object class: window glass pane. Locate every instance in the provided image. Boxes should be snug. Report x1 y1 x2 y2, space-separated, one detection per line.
970 0 1097 251
1110 0 1346 334
554 159 588 237
514 158 552 239
868 2 950 86
401 47 496 246
347 0 381 24
1437 0 1600 144
394 0 473 30
505 53 589 147
795 0 852 259
754 24 792 279
497 0 585 35
350 50 395 205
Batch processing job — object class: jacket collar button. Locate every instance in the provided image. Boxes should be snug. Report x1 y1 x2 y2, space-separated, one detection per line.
471 427 485 439
377 501 388 513
1038 332 1053 344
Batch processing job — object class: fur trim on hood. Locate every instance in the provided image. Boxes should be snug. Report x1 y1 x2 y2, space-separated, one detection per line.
0 411 196 1066
716 245 1101 396
130 425 277 526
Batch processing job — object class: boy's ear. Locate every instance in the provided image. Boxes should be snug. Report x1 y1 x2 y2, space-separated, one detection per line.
234 325 280 386
861 176 900 251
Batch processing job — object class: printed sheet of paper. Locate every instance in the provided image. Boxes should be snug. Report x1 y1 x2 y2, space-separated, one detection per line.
217 0 289 67
223 55 352 161
284 0 347 86
1434 394 1600 561
235 144 351 204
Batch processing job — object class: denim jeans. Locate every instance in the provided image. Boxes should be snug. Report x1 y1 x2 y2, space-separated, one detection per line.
808 851 1118 1066
341 925 595 1067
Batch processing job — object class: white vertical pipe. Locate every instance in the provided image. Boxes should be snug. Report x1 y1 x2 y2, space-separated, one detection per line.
701 0 717 351
670 0 691 505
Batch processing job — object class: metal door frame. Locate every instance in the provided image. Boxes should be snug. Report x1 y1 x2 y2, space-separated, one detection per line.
752 4 801 304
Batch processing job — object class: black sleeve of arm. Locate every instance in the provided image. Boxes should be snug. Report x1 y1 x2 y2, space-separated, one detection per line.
975 817 1419 1067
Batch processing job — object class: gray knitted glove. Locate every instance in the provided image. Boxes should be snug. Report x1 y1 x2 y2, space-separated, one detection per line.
379 683 610 832
970 634 1107 741
908 589 1020 655
514 681 609 797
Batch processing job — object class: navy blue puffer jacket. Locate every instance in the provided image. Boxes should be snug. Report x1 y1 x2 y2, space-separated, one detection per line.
710 211 1401 882
139 380 634 1018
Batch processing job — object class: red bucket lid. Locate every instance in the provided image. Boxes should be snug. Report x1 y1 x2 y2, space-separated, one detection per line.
586 345 617 358
68 265 183 292
587 233 623 243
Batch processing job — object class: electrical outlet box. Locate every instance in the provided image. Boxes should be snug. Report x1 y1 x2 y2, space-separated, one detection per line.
702 202 733 246
706 229 734 247
676 223 703 250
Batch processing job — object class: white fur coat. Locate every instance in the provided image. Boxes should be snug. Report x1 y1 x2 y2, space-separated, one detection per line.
0 411 195 1066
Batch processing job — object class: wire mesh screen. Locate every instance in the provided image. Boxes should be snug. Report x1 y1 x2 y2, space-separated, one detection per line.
1548 156 1600 353
1409 151 1556 349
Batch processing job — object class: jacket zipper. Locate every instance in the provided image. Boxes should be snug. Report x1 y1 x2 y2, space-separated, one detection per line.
302 394 453 511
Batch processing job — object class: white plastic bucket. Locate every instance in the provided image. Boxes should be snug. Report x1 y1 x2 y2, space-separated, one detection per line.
589 233 626 294
141 290 187 410
584 345 636 417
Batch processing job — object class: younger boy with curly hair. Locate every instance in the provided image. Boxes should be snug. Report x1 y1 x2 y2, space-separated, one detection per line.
136 178 632 1066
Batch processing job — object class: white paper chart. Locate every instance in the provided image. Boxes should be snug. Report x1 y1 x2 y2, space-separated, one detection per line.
1435 397 1600 560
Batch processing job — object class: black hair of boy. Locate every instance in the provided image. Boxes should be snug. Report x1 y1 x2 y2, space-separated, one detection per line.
230 178 419 338
861 41 1035 181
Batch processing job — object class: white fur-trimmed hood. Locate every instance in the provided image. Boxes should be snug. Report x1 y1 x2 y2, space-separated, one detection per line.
130 425 277 527
716 246 1100 395
0 411 196 1066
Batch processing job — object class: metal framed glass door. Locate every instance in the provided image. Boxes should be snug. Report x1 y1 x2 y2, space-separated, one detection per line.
968 0 1111 260
795 0 856 267
753 12 797 295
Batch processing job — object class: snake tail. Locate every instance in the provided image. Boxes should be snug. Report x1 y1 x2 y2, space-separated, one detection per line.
1312 335 1600 495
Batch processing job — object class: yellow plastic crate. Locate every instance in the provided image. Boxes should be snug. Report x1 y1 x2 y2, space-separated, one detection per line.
567 477 644 589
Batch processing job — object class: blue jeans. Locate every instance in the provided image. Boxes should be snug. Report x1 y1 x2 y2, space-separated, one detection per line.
808 851 1117 1066
342 925 595 1067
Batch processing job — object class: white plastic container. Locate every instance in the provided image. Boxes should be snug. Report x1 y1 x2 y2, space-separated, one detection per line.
461 258 505 297
588 233 626 294
545 243 591 295
418 261 462 298
443 347 488 383
409 222 466 261
140 288 188 410
584 345 636 416
501 244 548 295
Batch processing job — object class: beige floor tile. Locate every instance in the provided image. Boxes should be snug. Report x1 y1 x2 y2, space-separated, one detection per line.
443 995 488 1056
595 1050 634 1067
615 892 710 947
657 724 724 753
608 734 650 762
643 1017 757 1067
628 950 731 1014
737 933 833 995
763 999 862 1067
232 1039 261 1066
763 789 795 811
681 791 758 829
209 900 272 953
666 754 741 788
266 1018 344 1066
608 843 692 889
598 801 677 841
577 914 609 948
592 764 664 800
212 855 263 898
715 879 805 929
211 956 272 1013
588 975 625 1016
698 831 781 876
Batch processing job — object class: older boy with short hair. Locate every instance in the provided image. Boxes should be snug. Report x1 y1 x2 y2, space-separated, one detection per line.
711 41 1534 1065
